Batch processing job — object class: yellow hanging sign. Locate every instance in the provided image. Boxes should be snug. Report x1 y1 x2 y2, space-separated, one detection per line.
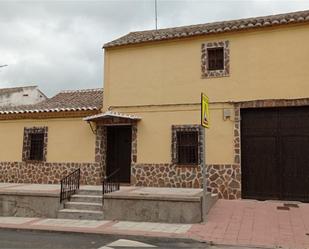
201 93 210 128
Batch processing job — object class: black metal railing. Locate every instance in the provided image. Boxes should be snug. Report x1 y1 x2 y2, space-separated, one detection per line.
102 168 120 205
60 168 80 203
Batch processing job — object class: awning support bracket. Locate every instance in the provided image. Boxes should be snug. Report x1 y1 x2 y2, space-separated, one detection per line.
87 121 97 135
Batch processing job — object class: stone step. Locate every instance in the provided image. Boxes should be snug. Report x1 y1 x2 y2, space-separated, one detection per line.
70 194 102 203
57 209 104 220
65 201 102 211
77 189 102 196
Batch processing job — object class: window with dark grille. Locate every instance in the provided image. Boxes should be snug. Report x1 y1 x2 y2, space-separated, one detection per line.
207 47 224 70
29 133 44 161
176 131 198 165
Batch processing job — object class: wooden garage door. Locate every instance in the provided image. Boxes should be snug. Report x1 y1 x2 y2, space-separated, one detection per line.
241 107 309 202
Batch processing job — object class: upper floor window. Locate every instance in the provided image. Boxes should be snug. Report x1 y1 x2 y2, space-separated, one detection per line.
201 40 230 78
22 127 48 162
208 47 224 71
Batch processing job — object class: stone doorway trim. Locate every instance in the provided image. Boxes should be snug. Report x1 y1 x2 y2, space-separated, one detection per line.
94 123 137 181
234 98 309 198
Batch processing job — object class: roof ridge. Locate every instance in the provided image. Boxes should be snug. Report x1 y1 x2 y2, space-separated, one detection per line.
0 87 103 116
131 9 309 34
104 9 309 48
0 85 38 91
60 88 103 93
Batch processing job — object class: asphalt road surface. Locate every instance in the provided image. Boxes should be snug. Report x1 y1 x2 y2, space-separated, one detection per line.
0 229 260 249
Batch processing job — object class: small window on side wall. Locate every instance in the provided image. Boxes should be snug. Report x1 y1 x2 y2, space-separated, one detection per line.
201 40 230 78
22 127 48 162
29 133 44 161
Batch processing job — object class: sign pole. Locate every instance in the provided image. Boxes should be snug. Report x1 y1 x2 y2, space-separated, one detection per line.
201 93 209 223
202 129 207 222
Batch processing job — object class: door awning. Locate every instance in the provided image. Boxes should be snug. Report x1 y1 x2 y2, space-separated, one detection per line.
83 111 141 125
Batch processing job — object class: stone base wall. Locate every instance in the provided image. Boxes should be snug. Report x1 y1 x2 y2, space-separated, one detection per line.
207 164 241 199
0 162 103 185
131 163 241 199
131 164 203 188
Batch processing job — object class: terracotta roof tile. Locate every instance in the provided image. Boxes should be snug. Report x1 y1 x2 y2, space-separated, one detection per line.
0 88 103 114
104 9 309 48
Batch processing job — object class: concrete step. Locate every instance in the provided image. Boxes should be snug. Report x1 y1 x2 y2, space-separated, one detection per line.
65 201 102 211
70 194 102 203
57 209 104 220
77 189 101 196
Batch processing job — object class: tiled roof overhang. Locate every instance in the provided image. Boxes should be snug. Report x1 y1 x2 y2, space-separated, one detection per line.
0 110 100 120
0 88 103 119
0 106 99 115
104 9 309 48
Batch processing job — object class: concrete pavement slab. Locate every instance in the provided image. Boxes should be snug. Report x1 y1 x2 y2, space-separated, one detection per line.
0 217 37 224
33 219 109 228
130 187 202 196
112 221 191 234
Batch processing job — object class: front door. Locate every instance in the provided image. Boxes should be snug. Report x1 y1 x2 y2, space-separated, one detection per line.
106 126 132 183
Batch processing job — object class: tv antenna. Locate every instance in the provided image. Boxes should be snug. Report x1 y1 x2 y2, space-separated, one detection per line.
155 0 158 30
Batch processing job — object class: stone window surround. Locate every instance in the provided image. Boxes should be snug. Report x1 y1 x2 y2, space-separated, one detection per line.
171 125 204 166
22 126 48 162
201 40 230 78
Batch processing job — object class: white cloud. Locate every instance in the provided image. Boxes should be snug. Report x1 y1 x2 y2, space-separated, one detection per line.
0 0 309 96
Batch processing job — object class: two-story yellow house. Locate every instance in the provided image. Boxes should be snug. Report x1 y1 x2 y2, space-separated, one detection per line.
85 9 309 201
1 10 309 202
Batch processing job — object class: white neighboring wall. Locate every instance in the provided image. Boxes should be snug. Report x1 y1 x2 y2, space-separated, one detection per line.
0 86 47 106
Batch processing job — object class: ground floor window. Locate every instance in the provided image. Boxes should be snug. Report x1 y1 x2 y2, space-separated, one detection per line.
176 131 199 164
22 127 48 162
171 125 203 165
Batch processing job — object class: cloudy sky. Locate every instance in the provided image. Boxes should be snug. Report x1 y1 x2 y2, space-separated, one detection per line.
1 0 309 96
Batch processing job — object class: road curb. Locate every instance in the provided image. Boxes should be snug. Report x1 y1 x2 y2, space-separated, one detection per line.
0 226 205 244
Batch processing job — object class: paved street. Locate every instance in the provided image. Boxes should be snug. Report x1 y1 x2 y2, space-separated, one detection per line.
0 229 258 249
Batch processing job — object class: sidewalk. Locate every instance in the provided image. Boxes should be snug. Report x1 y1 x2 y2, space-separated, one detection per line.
0 217 193 240
1 184 309 249
189 199 309 249
1 199 309 249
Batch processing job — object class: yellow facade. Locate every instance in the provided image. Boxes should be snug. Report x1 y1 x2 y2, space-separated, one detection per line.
110 103 234 164
0 117 95 163
103 23 309 165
